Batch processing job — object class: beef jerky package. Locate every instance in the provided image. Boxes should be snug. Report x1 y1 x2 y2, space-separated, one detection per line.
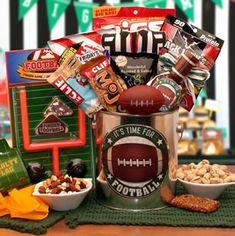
159 14 224 111
93 6 175 31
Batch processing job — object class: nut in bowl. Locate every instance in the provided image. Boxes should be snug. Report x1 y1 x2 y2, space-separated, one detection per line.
33 175 92 211
176 160 235 199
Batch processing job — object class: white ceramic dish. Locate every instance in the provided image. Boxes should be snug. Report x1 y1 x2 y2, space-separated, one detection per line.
178 178 235 199
33 178 92 211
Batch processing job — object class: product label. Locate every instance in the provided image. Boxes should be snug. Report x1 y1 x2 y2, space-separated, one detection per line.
102 124 169 198
6 49 59 86
17 49 58 80
52 76 84 105
35 113 69 135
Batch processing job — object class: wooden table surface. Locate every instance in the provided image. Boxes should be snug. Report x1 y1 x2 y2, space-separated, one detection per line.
1 166 235 236
1 223 235 236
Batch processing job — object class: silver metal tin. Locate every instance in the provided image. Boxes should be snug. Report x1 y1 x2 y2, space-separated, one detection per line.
94 109 179 211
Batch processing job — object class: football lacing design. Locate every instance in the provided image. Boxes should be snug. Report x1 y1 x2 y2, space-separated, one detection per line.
117 158 152 167
130 100 154 107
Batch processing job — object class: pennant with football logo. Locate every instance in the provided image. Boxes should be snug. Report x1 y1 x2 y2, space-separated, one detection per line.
173 0 194 21
143 0 167 8
46 0 70 32
211 0 223 8
74 1 98 33
18 0 39 21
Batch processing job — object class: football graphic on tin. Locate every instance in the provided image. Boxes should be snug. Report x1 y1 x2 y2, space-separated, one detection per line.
119 85 164 115
102 137 168 183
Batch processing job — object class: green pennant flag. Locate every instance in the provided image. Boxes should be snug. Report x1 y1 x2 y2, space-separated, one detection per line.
211 0 223 8
74 1 98 33
199 88 208 98
18 0 39 21
143 0 167 8
173 0 194 22
194 98 199 106
114 2 139 6
46 0 70 32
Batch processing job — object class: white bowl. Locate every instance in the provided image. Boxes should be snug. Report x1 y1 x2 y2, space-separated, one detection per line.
178 178 234 199
33 178 92 211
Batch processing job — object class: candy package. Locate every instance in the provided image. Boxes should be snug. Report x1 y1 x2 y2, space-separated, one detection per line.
159 14 224 111
78 54 127 112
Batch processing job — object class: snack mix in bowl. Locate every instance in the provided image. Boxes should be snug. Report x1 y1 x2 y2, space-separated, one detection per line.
33 174 92 211
176 160 235 199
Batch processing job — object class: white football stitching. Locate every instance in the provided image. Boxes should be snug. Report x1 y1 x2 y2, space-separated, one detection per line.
130 99 154 107
117 158 152 167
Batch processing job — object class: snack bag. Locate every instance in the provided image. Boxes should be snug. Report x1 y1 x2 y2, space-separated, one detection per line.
107 29 165 87
159 14 224 111
92 6 173 87
47 38 108 117
47 52 104 118
78 54 126 112
48 32 104 61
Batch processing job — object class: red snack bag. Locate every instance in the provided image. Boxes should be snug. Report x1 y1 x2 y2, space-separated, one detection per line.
48 31 104 62
93 6 175 31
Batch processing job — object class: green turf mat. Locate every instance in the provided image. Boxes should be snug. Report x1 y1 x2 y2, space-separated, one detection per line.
0 211 65 235
65 185 235 228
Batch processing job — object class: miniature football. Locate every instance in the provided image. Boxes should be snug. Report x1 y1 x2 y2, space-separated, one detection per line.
156 79 180 108
119 85 164 115
102 138 168 183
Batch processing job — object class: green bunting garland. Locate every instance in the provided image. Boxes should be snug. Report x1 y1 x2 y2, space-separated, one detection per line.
199 88 208 98
46 0 70 32
173 0 194 21
143 0 167 8
18 0 224 27
73 1 98 33
18 0 39 21
211 0 223 8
